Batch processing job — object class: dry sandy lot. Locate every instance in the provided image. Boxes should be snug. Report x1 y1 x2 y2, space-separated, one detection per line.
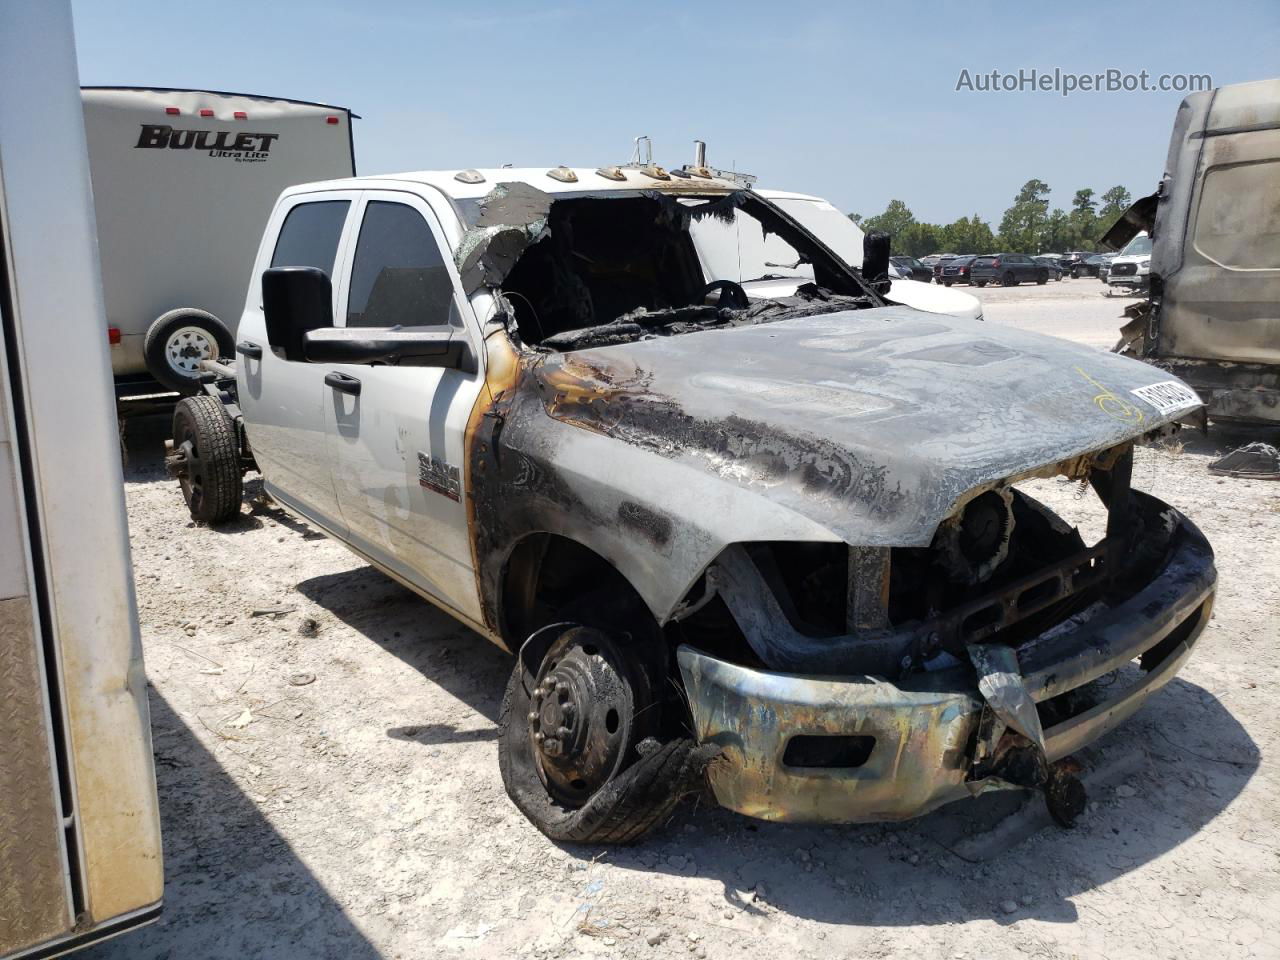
88 284 1280 960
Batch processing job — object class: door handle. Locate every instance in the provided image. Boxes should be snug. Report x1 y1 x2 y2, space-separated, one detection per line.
236 340 263 359
324 371 362 396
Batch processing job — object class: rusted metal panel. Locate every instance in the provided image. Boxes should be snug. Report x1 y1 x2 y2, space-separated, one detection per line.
0 596 72 954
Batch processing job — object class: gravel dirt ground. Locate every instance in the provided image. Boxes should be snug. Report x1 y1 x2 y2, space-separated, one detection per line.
87 283 1280 960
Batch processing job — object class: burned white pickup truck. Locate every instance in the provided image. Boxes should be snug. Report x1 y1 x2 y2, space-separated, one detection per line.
169 161 1216 844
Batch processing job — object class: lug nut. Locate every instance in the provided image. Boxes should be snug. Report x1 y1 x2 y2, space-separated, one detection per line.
527 711 538 722
543 738 562 757
533 731 545 743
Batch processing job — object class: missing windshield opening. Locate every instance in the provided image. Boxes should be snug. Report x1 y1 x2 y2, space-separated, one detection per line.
497 192 877 350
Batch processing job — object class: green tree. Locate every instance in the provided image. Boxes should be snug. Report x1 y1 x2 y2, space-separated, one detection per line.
1097 185 1133 234
861 199 917 240
997 179 1051 252
1038 208 1072 252
1069 188 1099 248
848 213 864 226
897 221 940 257
938 214 996 255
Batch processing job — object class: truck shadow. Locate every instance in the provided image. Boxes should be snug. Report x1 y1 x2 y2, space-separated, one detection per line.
79 691 382 960
118 412 173 483
296 566 1257 929
294 565 509 733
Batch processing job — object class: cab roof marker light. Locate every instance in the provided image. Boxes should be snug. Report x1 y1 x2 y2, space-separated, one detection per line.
233 110 247 119
326 116 339 125
547 166 578 183
595 166 626 181
454 169 486 184
165 106 180 115
199 108 214 117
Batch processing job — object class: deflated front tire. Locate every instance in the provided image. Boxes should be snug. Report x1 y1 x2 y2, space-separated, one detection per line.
497 625 713 844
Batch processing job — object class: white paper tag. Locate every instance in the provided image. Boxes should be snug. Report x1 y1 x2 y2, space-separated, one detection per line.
1130 380 1201 415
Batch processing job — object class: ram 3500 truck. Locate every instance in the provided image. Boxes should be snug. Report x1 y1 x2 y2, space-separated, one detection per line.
169 163 1216 844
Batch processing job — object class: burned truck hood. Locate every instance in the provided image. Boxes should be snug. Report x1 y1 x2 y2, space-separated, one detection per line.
531 306 1202 547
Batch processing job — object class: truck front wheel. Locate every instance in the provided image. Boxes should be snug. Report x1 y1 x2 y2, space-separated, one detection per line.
170 395 242 524
498 625 706 845
144 309 234 395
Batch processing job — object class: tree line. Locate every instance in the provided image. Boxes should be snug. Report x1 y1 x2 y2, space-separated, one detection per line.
850 181 1133 257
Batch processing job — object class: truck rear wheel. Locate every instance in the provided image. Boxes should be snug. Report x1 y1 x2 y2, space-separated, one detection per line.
170 395 242 524
144 309 234 395
498 625 705 845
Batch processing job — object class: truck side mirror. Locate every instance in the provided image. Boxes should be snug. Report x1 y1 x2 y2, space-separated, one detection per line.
862 231 892 295
262 266 333 362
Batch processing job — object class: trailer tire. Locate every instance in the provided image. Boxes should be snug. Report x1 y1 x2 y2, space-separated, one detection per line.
144 309 234 395
172 395 242 524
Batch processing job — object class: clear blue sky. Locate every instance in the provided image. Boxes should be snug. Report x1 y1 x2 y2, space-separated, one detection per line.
71 0 1279 225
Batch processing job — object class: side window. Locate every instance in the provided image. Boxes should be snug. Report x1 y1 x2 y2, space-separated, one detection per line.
346 201 455 328
1194 160 1280 269
270 200 350 275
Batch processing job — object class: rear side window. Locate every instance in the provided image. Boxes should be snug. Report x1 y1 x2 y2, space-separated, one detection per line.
346 201 455 328
1194 160 1280 269
270 200 350 275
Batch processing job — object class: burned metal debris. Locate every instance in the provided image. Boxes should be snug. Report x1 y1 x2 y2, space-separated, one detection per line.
454 181 553 294
1208 441 1280 480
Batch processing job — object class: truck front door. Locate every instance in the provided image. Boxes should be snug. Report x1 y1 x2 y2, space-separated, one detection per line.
325 191 485 624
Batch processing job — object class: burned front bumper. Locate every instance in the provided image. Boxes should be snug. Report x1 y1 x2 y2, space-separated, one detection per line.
677 512 1216 824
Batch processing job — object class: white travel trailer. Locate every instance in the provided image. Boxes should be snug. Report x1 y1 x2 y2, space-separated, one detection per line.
2 3 163 956
81 86 356 399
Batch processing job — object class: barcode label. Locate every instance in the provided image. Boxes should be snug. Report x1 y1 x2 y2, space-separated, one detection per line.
1130 380 1201 415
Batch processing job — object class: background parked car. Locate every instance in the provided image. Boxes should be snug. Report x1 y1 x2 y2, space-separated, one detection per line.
890 255 932 282
969 253 1049 287
930 254 959 282
1073 253 1109 278
1061 250 1094 274
1097 252 1120 282
1034 256 1064 281
938 254 978 285
1104 232 1152 296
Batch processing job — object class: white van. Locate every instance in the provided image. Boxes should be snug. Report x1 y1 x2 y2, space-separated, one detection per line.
81 87 356 399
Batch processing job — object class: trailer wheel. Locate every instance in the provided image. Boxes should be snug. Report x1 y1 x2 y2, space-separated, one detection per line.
171 395 242 524
144 309 234 395
498 625 707 845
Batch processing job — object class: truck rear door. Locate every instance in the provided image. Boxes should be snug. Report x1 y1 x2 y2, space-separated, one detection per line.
236 192 359 534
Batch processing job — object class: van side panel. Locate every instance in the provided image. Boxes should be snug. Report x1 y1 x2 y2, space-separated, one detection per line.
1158 79 1280 367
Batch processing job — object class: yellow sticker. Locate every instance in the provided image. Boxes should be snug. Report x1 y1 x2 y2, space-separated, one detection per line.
1076 367 1145 425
